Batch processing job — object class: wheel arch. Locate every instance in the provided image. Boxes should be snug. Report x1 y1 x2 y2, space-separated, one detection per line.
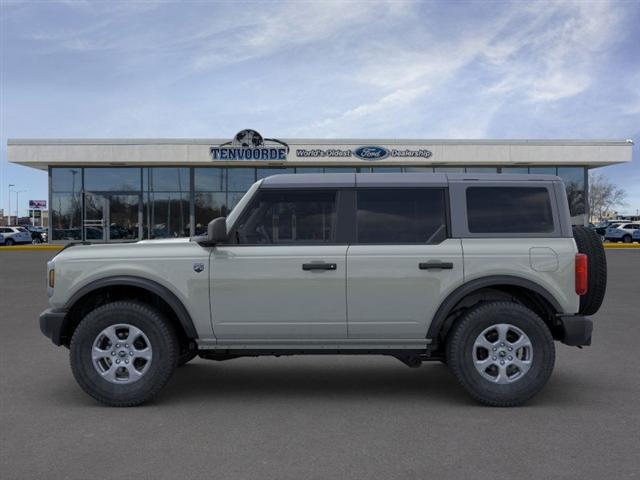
60 276 198 347
427 275 563 347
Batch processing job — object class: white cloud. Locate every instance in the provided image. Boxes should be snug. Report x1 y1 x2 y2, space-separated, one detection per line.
483 1 622 102
190 1 411 71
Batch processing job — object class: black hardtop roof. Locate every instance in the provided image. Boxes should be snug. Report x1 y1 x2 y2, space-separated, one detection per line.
260 172 561 188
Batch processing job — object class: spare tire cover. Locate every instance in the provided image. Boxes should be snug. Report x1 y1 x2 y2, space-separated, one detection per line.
572 226 607 315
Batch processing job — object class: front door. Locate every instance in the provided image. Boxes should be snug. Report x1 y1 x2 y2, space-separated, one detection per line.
84 193 142 242
346 188 464 339
210 189 348 340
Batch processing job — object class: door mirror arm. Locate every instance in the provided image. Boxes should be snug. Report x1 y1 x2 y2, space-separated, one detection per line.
197 217 228 246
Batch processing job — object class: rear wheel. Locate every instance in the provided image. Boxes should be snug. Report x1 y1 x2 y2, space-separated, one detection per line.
70 301 178 407
622 235 632 243
446 302 555 407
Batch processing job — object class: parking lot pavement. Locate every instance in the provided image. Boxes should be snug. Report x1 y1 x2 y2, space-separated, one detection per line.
1 250 639 479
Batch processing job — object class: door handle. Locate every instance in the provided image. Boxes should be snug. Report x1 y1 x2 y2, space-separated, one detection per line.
419 261 454 270
302 263 337 271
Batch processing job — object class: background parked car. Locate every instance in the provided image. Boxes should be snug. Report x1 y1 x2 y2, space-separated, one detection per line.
21 225 48 244
0 226 32 246
0 232 4 245
605 223 640 243
632 229 640 243
593 220 625 239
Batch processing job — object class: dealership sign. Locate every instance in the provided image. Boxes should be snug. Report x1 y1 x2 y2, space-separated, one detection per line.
29 200 47 209
211 130 433 162
211 129 289 161
296 146 432 160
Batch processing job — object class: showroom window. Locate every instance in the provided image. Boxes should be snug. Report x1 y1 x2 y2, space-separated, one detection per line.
557 167 586 223
356 188 447 243
50 167 82 240
194 168 228 235
144 168 191 239
84 168 141 191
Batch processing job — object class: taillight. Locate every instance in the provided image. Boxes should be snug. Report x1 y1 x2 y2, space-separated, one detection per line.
575 253 588 295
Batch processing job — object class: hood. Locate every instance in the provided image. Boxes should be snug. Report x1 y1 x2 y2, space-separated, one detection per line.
52 237 202 262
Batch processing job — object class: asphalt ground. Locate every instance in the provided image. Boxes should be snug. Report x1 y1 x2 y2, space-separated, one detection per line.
1 250 639 479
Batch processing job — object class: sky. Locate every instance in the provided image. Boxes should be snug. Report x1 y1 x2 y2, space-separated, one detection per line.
1 0 639 217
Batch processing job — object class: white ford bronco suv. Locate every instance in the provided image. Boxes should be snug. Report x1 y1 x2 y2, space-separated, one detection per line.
40 173 606 407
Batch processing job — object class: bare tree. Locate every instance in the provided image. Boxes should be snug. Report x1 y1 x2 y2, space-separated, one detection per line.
588 172 627 221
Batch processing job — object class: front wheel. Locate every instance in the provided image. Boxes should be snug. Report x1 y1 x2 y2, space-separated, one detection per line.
5 238 14 246
446 302 555 407
70 301 178 407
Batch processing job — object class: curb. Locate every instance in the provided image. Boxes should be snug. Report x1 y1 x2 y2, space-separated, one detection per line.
603 243 640 249
0 245 64 251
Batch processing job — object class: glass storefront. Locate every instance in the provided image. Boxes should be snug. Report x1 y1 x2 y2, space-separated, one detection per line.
49 165 589 241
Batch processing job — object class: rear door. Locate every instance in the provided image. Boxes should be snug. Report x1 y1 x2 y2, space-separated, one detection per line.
346 187 463 339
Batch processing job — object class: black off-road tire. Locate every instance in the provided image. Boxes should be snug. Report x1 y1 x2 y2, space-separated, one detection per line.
70 301 178 407
4 238 14 246
446 302 555 407
572 226 607 315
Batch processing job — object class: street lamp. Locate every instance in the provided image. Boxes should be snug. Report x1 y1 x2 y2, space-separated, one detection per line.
15 190 26 224
8 184 15 225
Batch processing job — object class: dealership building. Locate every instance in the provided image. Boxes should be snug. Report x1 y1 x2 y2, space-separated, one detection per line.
7 131 633 243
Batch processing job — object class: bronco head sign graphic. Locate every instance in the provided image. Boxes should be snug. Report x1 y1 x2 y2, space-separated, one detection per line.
211 129 289 161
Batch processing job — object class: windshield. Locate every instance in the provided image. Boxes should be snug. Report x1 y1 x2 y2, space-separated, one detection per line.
226 180 262 231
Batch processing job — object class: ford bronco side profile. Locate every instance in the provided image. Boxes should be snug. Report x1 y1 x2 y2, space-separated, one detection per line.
40 173 607 407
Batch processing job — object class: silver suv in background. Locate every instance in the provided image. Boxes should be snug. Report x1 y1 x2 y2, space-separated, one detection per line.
39 173 607 407
0 226 32 246
604 222 640 243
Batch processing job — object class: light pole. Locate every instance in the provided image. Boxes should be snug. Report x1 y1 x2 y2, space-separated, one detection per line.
8 184 15 225
15 190 26 224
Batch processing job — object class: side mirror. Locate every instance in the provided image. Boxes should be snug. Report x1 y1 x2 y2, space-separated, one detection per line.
207 217 228 244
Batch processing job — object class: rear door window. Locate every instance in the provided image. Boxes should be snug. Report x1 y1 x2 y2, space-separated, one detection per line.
356 188 447 243
466 187 554 234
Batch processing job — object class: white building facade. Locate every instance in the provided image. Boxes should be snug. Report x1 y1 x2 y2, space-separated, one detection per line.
8 131 633 243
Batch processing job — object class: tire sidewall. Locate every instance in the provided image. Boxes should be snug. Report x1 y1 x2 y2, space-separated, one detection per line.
448 303 555 406
70 302 177 406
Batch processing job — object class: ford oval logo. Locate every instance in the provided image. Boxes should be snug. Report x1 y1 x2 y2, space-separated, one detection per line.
354 146 389 160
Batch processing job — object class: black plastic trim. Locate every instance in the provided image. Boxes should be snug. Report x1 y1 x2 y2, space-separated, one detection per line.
426 275 563 342
64 276 198 339
39 308 68 346
557 315 593 346
419 261 453 270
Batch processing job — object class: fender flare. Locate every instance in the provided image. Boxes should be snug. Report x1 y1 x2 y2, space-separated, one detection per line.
64 275 198 339
426 275 563 342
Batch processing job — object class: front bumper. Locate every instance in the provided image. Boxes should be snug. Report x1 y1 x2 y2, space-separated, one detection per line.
39 308 68 346
557 315 593 346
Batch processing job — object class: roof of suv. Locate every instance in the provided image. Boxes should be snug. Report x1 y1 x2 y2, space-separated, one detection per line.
260 172 562 188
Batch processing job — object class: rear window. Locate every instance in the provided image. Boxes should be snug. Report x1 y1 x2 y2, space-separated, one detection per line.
466 187 554 234
356 188 447 243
